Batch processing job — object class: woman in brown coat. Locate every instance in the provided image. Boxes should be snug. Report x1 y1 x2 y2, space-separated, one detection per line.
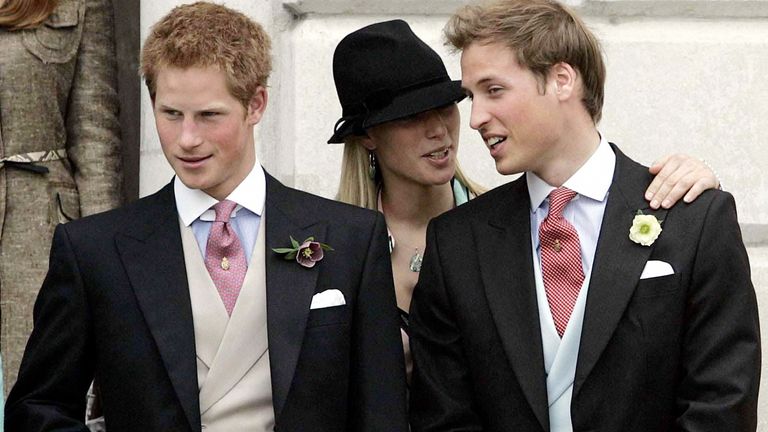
0 0 122 393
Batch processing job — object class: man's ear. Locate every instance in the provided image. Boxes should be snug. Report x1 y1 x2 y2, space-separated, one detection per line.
246 86 268 124
550 62 578 101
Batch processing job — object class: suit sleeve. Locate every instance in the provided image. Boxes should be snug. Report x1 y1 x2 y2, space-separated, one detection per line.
66 0 122 216
349 212 409 432
409 220 483 432
4 224 93 432
675 192 761 431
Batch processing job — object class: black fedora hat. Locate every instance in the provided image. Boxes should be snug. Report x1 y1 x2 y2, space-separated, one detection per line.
327 20 466 144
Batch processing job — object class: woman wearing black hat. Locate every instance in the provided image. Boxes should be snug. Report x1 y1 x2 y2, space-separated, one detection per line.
328 19 719 382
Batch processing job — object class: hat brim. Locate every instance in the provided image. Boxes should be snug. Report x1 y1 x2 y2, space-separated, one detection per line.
327 116 363 144
327 79 465 144
364 79 466 129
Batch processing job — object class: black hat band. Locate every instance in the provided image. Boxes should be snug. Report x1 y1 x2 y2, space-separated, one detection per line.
341 75 451 120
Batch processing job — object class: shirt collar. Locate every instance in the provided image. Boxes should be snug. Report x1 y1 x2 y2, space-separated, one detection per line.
527 134 615 211
175 159 267 226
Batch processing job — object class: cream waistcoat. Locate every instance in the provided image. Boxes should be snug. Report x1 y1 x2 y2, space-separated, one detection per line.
180 215 274 432
532 240 593 432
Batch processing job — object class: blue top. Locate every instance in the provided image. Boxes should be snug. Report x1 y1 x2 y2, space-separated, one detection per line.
452 177 470 206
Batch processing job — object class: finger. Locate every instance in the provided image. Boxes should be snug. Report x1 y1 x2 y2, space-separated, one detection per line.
646 164 672 203
654 161 698 208
646 155 686 206
681 170 720 203
648 153 673 175
683 180 709 204
661 162 722 207
700 160 721 190
659 174 695 208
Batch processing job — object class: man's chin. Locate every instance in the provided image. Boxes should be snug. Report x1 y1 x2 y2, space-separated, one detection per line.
176 174 207 191
495 161 523 177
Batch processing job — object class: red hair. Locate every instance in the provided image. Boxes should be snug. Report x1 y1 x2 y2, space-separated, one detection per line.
0 0 58 30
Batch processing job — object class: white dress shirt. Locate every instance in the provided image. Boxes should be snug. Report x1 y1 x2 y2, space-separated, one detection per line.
174 160 266 262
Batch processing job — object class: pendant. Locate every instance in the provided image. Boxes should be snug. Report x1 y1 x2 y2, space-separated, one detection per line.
409 249 422 272
221 257 230 271
553 239 562 252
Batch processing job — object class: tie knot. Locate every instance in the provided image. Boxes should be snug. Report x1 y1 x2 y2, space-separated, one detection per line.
547 187 577 218
212 200 238 223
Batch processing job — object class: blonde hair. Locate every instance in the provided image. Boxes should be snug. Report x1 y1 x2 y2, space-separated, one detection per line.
455 163 487 197
0 0 58 30
140 1 271 110
336 137 379 209
336 136 486 210
445 0 605 123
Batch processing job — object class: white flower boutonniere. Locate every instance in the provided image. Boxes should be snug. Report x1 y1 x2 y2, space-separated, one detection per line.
629 210 663 246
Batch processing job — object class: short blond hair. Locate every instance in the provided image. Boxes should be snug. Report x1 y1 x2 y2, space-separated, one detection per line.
140 1 271 109
445 0 605 123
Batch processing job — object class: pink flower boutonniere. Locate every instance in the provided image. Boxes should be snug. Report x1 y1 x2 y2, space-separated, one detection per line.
272 236 334 268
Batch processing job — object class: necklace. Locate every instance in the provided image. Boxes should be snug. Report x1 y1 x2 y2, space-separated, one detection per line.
408 248 423 272
377 189 435 273
386 232 423 272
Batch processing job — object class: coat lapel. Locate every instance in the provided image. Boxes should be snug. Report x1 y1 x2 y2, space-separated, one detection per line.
114 183 200 432
475 178 549 431
264 174 326 419
574 146 667 396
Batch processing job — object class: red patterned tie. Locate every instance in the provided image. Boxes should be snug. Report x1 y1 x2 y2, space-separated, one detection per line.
539 187 584 337
205 200 247 315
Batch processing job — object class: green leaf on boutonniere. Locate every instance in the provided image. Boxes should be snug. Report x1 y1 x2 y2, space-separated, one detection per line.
273 236 334 268
272 248 296 254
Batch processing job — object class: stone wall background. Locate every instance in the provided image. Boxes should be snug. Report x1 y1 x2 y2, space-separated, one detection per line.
139 0 768 427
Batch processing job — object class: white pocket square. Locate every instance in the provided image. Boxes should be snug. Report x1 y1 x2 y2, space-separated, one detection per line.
310 289 346 309
640 260 674 279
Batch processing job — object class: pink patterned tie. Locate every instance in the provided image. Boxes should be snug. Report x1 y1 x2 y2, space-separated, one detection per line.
205 200 247 315
539 187 584 337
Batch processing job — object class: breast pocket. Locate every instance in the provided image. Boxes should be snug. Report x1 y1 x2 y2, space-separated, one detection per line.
22 0 85 64
633 272 681 299
48 181 80 224
306 305 349 328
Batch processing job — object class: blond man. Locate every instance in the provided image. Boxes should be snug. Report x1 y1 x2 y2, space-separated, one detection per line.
5 3 407 431
408 1 760 431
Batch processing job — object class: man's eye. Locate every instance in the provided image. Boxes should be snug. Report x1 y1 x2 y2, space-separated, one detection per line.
201 111 220 117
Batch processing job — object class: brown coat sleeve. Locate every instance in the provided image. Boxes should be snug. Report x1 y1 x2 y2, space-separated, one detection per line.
65 0 122 216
